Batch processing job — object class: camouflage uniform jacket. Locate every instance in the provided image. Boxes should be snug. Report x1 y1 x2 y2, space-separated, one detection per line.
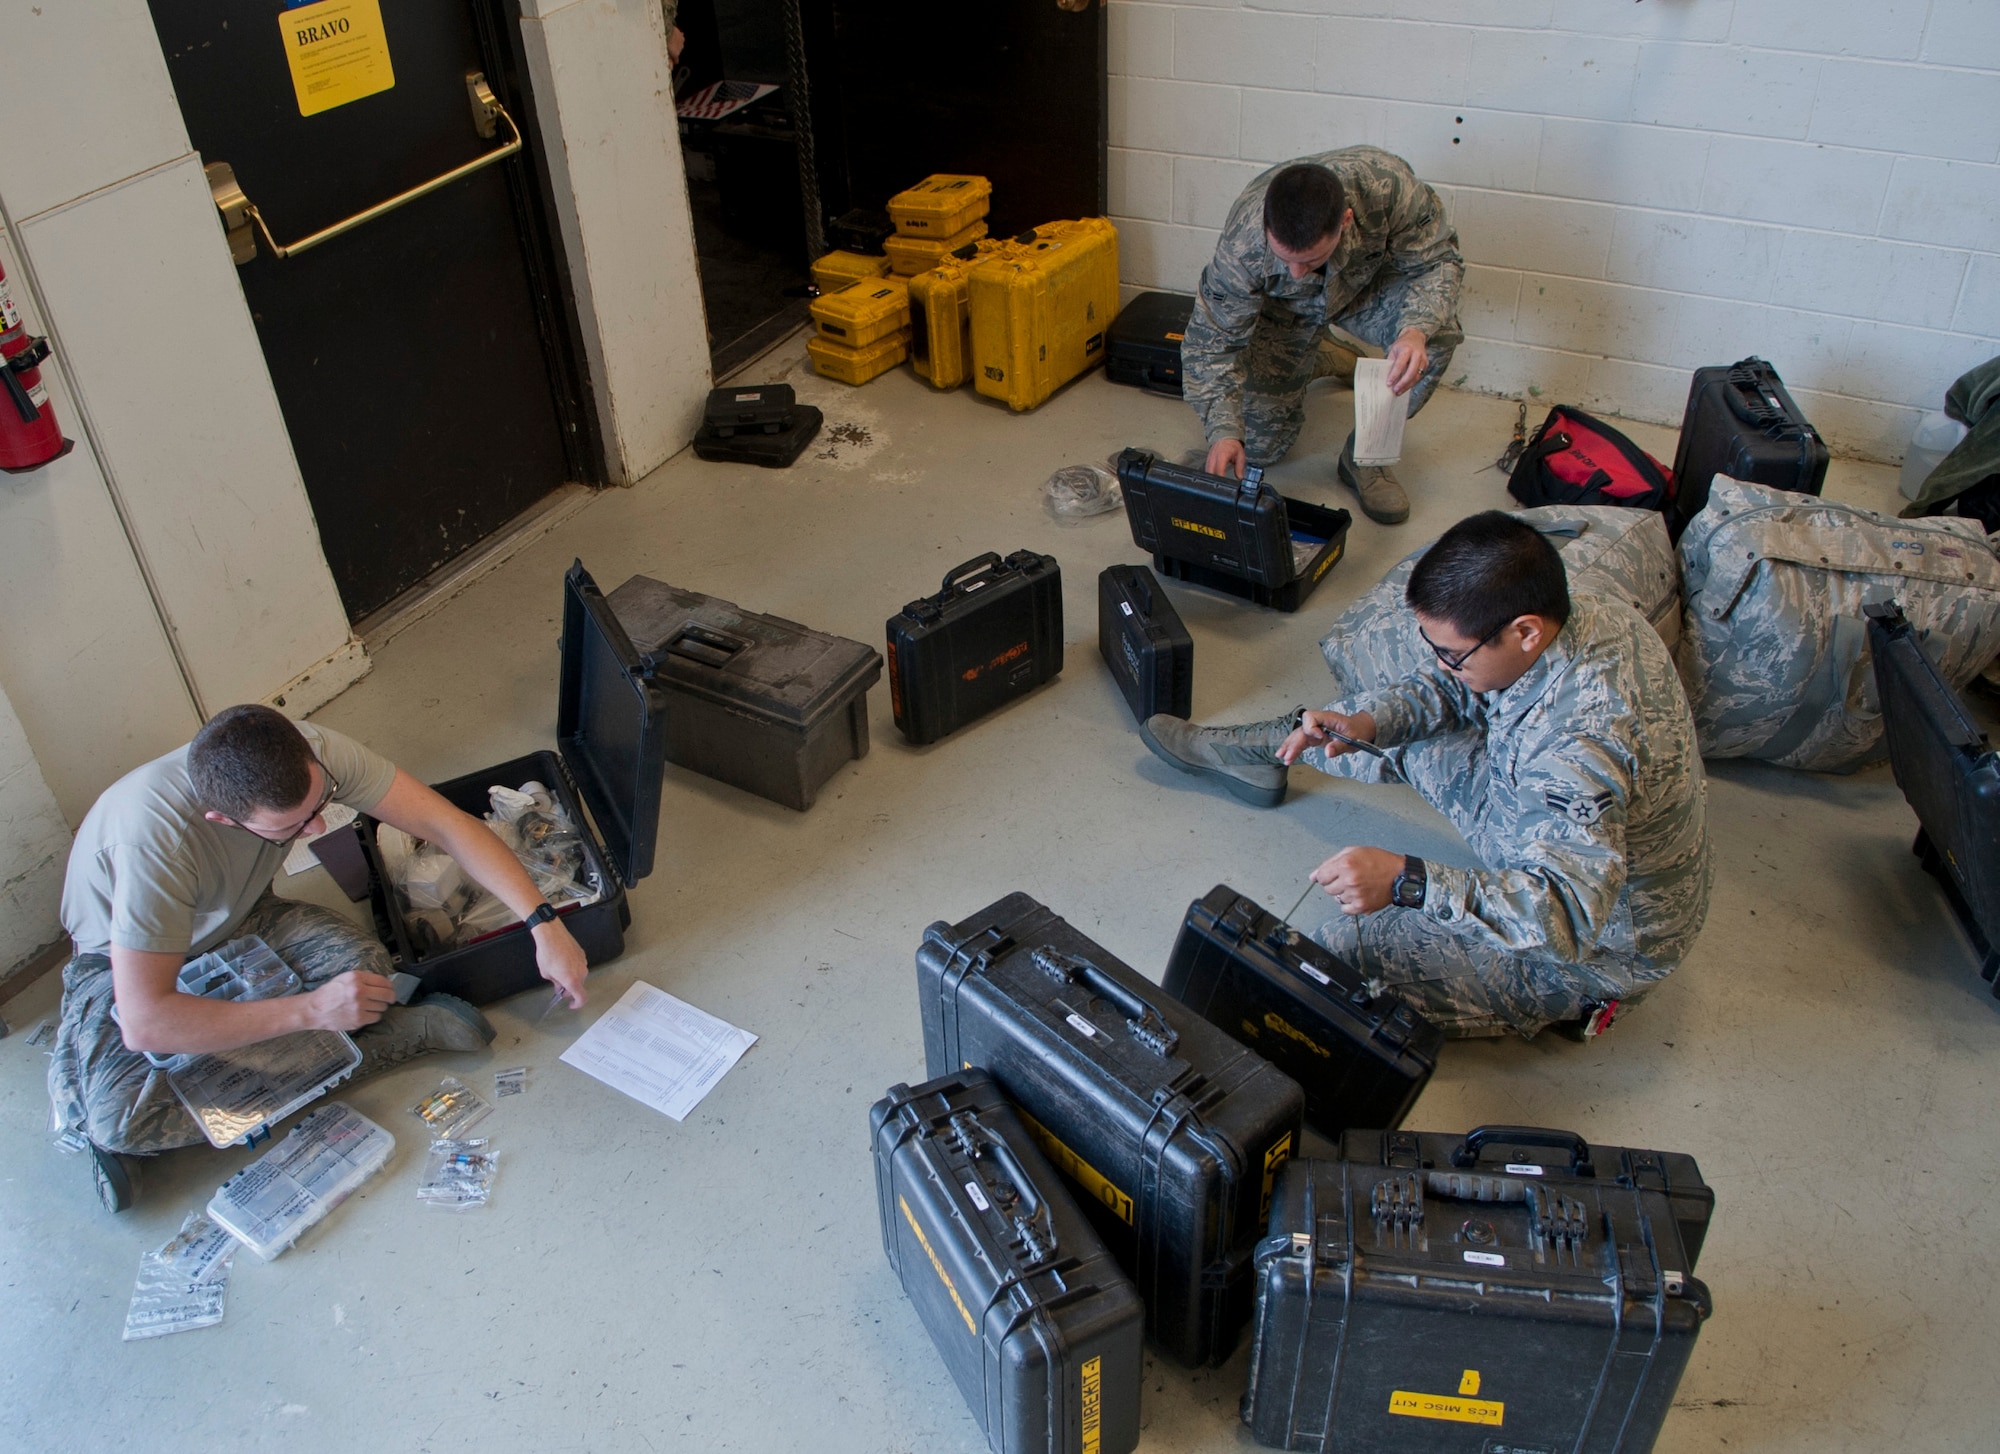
1182 146 1464 445
1338 596 1712 970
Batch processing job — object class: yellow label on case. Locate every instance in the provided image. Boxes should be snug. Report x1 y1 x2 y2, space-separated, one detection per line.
900 1194 976 1335
1170 517 1227 540
1018 1109 1134 1225
1460 1369 1482 1396
1388 1389 1505 1426
1261 1131 1294 1223
1080 1355 1103 1454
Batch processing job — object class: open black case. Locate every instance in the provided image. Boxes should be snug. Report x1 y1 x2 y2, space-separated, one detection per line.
346 561 669 1005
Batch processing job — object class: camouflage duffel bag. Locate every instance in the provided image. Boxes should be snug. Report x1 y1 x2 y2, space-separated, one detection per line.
1320 505 1679 698
1676 476 2000 772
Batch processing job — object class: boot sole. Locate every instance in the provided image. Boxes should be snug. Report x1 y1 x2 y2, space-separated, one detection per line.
1137 720 1288 809
1336 454 1411 525
90 1144 136 1213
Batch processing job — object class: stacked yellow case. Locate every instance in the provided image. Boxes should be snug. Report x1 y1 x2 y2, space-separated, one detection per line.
908 239 1006 390
810 249 891 295
884 220 991 277
808 277 912 384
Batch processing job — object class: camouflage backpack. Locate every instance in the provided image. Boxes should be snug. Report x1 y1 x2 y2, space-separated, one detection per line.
1676 477 2000 772
1320 505 1678 698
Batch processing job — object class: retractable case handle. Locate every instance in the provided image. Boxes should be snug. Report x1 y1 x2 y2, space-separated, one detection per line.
1032 947 1180 1056
1451 1125 1596 1176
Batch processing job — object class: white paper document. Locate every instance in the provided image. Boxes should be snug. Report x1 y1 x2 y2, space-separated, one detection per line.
1351 357 1409 467
283 802 359 875
560 982 756 1122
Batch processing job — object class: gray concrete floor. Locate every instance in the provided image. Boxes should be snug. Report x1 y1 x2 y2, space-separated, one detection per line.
4 342 1998 1453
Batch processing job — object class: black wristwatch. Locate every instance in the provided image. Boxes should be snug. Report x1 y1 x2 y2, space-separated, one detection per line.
524 901 558 929
1390 855 1427 910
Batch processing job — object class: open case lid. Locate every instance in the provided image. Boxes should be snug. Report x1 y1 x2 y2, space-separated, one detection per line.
558 560 670 887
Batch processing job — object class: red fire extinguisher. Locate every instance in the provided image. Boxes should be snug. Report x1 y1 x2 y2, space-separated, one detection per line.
0 259 74 473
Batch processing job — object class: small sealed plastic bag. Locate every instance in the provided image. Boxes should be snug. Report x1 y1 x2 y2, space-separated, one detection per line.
412 1075 492 1140
417 1138 498 1210
1042 464 1122 524
124 1211 237 1341
494 1067 527 1099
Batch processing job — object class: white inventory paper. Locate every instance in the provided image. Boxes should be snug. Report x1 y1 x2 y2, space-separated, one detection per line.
1351 357 1409 467
560 982 756 1121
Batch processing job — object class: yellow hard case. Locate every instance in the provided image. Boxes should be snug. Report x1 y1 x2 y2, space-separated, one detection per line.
886 174 992 236
810 250 890 294
809 277 911 349
807 329 911 386
968 218 1121 412
908 240 1007 389
883 220 989 277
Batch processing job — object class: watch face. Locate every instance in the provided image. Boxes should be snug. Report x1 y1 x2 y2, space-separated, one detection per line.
1394 877 1422 908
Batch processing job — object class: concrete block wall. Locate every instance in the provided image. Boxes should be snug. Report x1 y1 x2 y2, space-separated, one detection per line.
0 681 70 979
1107 0 2000 461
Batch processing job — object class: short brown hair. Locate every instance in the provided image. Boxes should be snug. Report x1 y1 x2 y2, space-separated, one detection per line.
188 705 315 819
1263 164 1347 252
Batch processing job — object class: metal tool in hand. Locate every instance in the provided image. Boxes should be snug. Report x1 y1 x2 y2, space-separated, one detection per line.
1277 880 1318 933
536 986 569 1024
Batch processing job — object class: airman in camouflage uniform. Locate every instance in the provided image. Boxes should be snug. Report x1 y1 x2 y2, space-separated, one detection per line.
1181 147 1464 519
1301 593 1713 1037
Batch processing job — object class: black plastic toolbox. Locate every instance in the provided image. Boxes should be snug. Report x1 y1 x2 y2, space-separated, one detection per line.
1096 564 1192 723
1162 886 1441 1141
702 382 796 435
1104 291 1193 397
606 574 880 811
1866 600 2000 991
886 551 1063 746
1668 355 1829 535
871 1071 1144 1454
692 406 823 468
916 892 1304 1368
1241 1152 1711 1452
351 560 667 1005
1115 448 1349 613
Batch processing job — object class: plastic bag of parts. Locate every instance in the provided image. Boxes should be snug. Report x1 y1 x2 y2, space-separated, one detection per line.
417 1137 498 1210
413 1075 492 1140
388 779 601 954
1043 464 1123 524
123 1211 238 1340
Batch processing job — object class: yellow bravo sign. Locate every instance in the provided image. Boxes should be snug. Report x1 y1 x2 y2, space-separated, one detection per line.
282 0 395 117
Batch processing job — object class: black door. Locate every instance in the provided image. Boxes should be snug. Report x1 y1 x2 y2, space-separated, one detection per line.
149 2 598 621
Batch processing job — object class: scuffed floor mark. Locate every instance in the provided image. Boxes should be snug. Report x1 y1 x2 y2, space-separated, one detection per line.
333 1303 345 1326
279 1404 309 1416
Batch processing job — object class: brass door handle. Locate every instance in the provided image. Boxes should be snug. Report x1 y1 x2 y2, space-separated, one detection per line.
206 73 521 264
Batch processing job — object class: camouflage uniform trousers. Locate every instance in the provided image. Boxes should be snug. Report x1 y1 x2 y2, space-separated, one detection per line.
1241 277 1463 469
1307 731 1667 1039
48 892 393 1156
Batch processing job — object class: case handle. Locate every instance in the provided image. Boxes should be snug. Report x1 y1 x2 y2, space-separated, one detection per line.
941 553 1004 593
1031 947 1180 1056
1450 1125 1596 1176
951 1113 1056 1262
662 623 749 668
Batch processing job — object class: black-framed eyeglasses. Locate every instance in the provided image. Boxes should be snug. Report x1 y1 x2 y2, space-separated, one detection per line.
238 760 342 845
1418 620 1507 673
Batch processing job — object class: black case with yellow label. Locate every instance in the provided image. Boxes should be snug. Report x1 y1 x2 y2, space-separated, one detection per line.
871 1072 1144 1454
1163 886 1440 1142
1115 449 1350 614
1243 1154 1711 1453
886 551 1063 746
917 892 1305 1368
1105 291 1193 397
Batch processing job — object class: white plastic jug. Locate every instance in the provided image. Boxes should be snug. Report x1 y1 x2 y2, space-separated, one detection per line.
1899 409 1968 500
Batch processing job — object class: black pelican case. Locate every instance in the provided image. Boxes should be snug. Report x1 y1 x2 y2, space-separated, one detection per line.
606 574 880 811
871 1072 1144 1454
1115 448 1350 613
916 892 1304 1367
1162 886 1441 1141
1668 355 1828 535
1104 291 1193 397
1096 564 1192 723
1241 1152 1712 1453
886 551 1063 746
702 382 796 435
1866 601 2000 991
346 560 668 1005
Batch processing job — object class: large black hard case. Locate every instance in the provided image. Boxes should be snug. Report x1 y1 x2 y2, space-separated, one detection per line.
1162 886 1441 1141
606 574 880 811
1340 1125 1715 1270
1668 355 1829 535
1115 449 1349 613
352 561 667 1005
1866 601 2000 990
1104 291 1193 396
886 551 1063 746
871 1072 1144 1454
1096 564 1192 723
1242 1156 1711 1454
917 893 1305 1368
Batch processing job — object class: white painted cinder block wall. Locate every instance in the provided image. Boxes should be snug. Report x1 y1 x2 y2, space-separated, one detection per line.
0 680 69 978
1107 0 2000 462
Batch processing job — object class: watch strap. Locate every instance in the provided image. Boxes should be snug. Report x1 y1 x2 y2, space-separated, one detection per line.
524 901 557 929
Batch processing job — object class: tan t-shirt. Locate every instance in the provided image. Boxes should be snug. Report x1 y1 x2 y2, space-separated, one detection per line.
60 723 398 958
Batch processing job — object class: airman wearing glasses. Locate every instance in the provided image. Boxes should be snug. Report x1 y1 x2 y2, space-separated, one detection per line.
1140 511 1711 1040
49 704 590 1211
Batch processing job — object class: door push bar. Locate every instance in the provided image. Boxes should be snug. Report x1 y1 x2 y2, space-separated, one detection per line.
206 72 520 264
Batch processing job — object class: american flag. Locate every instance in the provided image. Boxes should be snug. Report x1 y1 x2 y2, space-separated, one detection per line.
677 80 779 122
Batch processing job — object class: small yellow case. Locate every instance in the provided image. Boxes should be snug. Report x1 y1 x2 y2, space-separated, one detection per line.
807 329 911 386
887 173 992 236
809 277 911 349
810 249 891 294
884 220 990 277
907 239 1005 389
